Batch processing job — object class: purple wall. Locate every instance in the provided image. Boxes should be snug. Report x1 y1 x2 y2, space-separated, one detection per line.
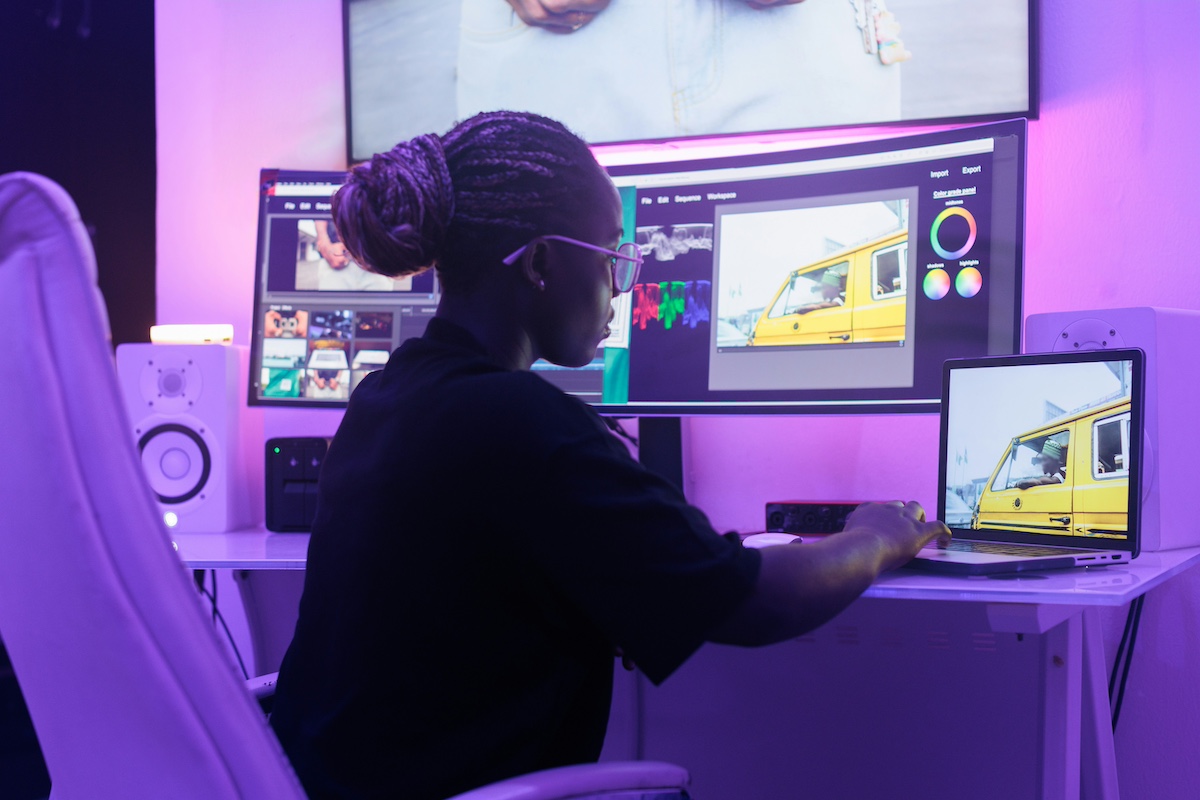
690 1 1200 534
156 2 1200 796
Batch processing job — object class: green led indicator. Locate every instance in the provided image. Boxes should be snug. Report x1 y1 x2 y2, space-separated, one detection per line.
273 447 281 454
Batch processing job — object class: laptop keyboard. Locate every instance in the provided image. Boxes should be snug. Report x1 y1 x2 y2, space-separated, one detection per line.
940 540 1083 557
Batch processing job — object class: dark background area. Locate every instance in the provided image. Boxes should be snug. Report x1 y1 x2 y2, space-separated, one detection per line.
1 0 156 347
1 1 156 795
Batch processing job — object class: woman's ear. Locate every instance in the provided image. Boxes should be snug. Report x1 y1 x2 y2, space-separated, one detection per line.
518 239 549 291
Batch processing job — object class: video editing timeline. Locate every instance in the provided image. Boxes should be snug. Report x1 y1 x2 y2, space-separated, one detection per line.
543 120 1025 414
248 170 439 407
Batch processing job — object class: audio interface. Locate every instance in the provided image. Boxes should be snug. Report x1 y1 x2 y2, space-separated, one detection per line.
765 501 863 534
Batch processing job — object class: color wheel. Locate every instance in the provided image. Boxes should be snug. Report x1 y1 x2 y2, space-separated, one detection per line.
930 206 977 260
923 269 950 300
956 267 983 298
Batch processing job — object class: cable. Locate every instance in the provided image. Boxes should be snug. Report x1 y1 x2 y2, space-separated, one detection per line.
1112 595 1145 730
1108 597 1137 700
1111 594 1145 731
194 570 249 680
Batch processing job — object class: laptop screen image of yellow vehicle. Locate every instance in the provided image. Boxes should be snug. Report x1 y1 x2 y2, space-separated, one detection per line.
914 348 1145 575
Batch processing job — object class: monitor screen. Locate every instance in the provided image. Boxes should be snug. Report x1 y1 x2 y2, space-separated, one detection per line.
543 118 1025 414
940 348 1143 551
344 0 1036 162
247 170 439 406
249 120 1025 413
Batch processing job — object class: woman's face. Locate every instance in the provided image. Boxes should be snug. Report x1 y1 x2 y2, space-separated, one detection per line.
529 176 625 368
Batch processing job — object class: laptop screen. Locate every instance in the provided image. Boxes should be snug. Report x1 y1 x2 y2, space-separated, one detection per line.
939 349 1144 555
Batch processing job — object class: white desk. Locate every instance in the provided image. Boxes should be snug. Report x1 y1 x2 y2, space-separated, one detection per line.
172 529 310 570
867 548 1200 608
169 532 1200 800
173 529 310 675
645 548 1200 800
174 532 1200 601
875 547 1200 798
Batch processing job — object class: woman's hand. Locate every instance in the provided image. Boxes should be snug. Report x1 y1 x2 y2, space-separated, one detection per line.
314 220 350 270
505 0 611 33
843 501 952 571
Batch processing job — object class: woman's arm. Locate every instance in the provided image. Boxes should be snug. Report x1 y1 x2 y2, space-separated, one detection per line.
708 501 949 646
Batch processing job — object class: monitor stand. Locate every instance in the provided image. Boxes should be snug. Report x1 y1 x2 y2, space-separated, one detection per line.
637 416 684 492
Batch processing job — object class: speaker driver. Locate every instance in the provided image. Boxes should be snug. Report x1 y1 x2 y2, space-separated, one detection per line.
137 423 212 504
158 368 187 398
138 357 202 415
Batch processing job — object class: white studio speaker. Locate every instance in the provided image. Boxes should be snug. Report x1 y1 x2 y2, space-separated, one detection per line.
115 343 253 533
1025 306 1200 551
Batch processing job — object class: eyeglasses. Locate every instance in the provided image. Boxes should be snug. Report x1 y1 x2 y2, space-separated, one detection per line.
501 235 644 294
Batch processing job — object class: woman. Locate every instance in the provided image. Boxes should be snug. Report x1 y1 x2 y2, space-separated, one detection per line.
269 110 948 799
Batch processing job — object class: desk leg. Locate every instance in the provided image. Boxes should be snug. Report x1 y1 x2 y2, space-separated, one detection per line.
233 570 305 676
1080 609 1119 799
1042 613 1082 799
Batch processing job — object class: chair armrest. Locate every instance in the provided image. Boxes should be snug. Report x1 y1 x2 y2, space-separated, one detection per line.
246 671 280 715
245 671 279 701
445 761 690 800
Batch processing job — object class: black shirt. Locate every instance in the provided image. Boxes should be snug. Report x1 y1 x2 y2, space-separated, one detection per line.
270 318 761 799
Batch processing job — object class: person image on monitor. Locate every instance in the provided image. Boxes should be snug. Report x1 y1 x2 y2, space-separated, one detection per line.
795 270 846 315
1016 439 1067 489
456 0 906 142
310 369 342 394
267 111 951 800
313 219 395 291
266 308 306 338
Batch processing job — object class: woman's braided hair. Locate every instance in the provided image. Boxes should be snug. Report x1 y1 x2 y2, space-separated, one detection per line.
331 111 602 293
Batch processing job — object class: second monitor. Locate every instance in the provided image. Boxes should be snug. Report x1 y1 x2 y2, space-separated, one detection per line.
537 118 1028 414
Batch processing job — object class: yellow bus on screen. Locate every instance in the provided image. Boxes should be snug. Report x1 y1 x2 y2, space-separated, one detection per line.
749 230 906 347
975 398 1132 539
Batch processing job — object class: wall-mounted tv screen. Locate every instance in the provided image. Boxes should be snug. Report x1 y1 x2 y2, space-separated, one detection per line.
345 0 1036 162
249 120 1025 414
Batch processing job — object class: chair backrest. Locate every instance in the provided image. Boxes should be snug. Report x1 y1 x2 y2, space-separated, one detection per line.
0 173 305 798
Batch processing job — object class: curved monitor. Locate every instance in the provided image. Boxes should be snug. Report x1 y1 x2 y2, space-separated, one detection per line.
248 120 1025 413
535 119 1026 414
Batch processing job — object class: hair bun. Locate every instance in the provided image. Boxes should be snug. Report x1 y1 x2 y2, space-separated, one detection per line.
331 134 454 278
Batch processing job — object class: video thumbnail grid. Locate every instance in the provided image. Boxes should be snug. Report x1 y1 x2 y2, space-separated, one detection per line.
257 305 417 402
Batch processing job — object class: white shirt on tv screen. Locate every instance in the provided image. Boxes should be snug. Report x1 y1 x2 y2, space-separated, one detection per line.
455 0 902 143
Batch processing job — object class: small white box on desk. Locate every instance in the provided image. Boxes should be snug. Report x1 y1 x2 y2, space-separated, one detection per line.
1025 306 1200 551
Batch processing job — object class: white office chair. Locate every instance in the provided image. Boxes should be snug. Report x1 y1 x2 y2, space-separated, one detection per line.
0 171 689 800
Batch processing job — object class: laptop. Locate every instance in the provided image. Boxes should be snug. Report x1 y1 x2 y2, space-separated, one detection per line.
908 348 1144 575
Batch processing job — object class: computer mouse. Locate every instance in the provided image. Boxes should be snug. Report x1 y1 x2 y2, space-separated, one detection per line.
742 532 803 549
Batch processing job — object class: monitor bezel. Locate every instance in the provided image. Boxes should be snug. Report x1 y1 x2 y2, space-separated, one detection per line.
342 0 1039 165
248 121 1027 415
